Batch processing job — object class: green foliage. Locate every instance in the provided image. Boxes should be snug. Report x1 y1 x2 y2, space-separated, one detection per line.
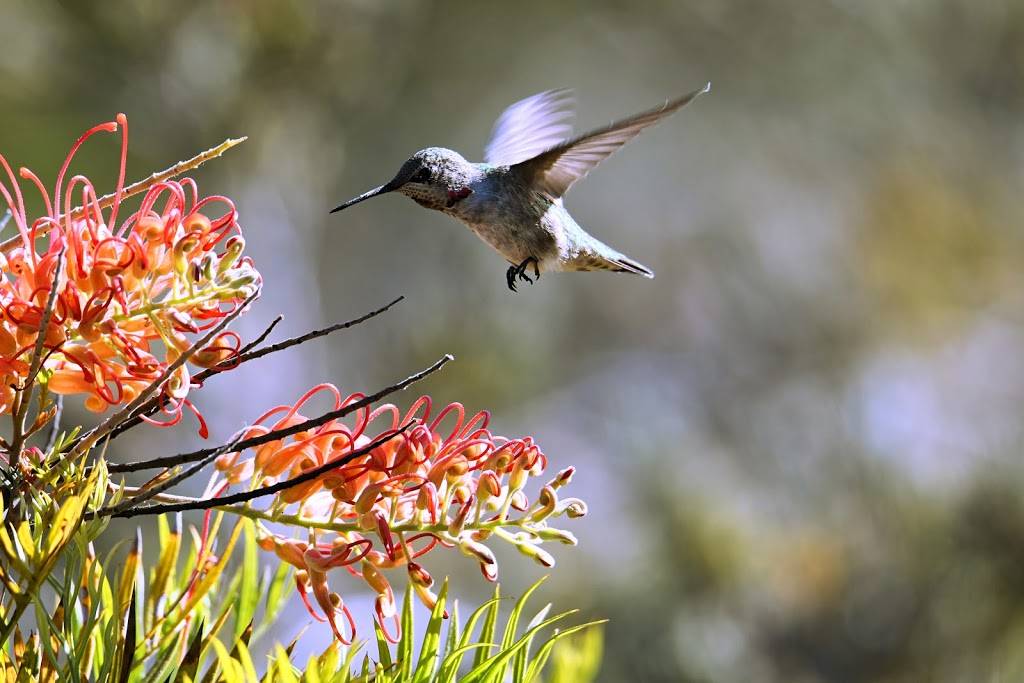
1 505 602 681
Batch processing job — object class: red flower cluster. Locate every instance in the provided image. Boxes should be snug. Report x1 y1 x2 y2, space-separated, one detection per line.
214 385 585 642
0 116 259 426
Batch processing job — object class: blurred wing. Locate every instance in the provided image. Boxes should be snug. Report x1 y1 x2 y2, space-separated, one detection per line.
515 82 710 198
484 89 575 166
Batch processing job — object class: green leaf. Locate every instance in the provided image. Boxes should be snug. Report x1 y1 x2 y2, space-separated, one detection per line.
233 520 259 641
396 582 414 679
472 583 501 669
112 583 137 683
461 609 582 683
436 644 496 683
523 621 607 683
174 619 206 682
453 596 502 676
444 599 460 661
375 622 393 670
263 561 291 630
501 576 547 656
412 578 449 682
513 602 552 682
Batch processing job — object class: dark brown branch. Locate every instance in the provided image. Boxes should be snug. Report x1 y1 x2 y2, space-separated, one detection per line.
106 296 403 443
108 353 452 474
11 246 66 458
99 434 246 517
237 315 284 356
214 296 405 371
102 424 413 518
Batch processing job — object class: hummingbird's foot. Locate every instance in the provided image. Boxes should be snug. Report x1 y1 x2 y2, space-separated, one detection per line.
506 257 540 292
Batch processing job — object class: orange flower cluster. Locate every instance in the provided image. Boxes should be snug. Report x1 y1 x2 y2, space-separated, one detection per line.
214 385 586 643
0 115 259 427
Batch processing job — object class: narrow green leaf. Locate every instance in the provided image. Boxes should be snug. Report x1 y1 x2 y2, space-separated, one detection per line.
454 596 502 675
501 577 547 656
524 621 607 683
273 645 300 683
375 622 393 670
472 584 501 669
436 644 497 683
513 603 552 682
175 618 206 683
413 578 449 682
144 630 187 683
444 599 460 660
462 609 580 683
396 583 415 679
112 583 137 683
263 561 291 627
233 519 259 641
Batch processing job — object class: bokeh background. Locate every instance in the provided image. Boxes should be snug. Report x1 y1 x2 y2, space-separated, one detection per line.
4 1 1024 680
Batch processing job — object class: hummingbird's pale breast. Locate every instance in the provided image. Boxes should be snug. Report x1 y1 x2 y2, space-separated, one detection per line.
445 169 562 272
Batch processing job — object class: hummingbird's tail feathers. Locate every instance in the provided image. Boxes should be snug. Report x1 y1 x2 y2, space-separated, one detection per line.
610 256 655 278
572 251 655 278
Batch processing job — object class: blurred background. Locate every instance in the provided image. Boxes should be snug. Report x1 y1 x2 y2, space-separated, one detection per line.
4 0 1024 680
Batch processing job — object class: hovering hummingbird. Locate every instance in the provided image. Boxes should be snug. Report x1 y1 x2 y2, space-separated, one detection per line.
331 82 709 291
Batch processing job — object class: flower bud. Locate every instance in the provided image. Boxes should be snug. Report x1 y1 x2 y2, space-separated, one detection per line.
508 460 528 492
528 485 557 522
477 471 501 501
550 466 575 489
459 538 496 567
509 490 528 511
407 561 433 588
516 541 555 568
556 498 588 518
218 236 246 274
536 528 578 545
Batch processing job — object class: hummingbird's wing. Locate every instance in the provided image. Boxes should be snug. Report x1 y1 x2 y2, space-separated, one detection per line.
514 83 710 198
484 89 575 167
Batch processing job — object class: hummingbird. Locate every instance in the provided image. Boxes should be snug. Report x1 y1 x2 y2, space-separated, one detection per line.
331 82 709 291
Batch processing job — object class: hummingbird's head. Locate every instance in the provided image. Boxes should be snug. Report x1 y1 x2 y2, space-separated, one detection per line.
331 147 479 214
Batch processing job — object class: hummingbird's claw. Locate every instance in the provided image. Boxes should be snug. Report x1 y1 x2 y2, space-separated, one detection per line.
506 257 540 292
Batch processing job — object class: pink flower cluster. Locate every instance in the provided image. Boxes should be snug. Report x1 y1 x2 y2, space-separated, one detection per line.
214 385 586 642
0 116 259 427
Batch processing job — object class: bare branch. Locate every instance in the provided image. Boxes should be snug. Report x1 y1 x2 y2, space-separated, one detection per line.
100 433 245 517
108 353 452 474
214 296 405 371
237 314 284 356
0 137 247 256
11 246 66 458
100 424 413 518
106 296 404 443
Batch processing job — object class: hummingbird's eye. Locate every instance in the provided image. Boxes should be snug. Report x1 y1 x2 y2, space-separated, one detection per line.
411 168 432 183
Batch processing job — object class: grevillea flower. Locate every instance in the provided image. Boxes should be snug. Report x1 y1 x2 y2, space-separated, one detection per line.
0 115 259 429
212 385 586 643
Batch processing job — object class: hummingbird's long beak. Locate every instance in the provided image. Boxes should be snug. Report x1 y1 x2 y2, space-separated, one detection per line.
330 178 401 214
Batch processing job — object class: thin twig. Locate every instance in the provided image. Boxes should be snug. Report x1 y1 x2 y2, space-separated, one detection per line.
0 137 247 256
237 314 284 356
11 246 66 459
108 353 452 474
106 296 404 443
100 434 246 516
43 395 64 453
70 289 260 459
101 424 413 518
214 296 405 371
